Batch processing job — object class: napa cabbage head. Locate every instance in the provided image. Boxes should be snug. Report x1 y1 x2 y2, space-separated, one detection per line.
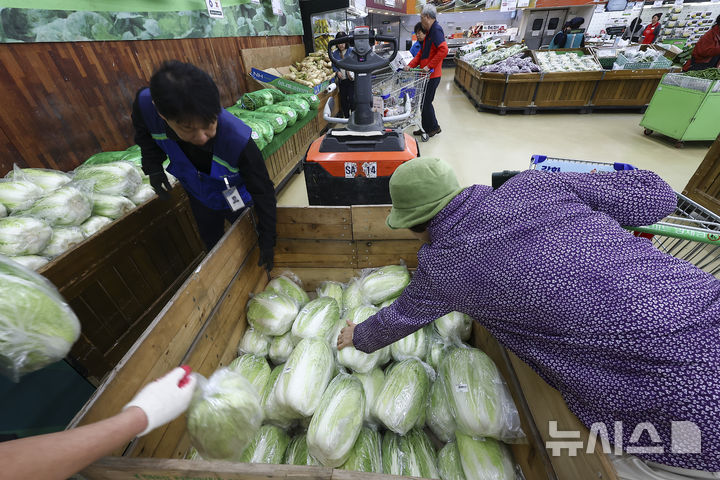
437 442 467 480
41 227 85 258
247 290 298 336
352 368 385 425
0 180 44 212
0 217 53 256
337 305 381 373
372 358 430 435
261 363 298 428
434 312 473 342
239 424 290 464
342 278 365 313
291 296 340 345
91 194 136 219
382 429 439 478
7 255 49 271
237 328 270 357
284 434 319 465
266 275 309 306
307 373 365 467
80 216 113 237
5 168 71 192
427 373 457 443
361 265 410 305
268 331 294 365
390 325 429 362
456 433 514 480
228 353 271 394
0 255 80 381
317 280 343 312
341 427 382 473
275 338 334 417
20 186 92 226
73 162 142 197
187 368 263 461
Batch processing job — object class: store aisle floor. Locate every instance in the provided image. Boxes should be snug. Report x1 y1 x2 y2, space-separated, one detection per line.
278 67 710 206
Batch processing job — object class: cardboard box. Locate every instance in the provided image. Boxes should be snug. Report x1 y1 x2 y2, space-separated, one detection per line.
250 66 335 95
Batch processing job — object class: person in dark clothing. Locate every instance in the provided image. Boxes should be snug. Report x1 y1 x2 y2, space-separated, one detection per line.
331 31 355 118
131 60 277 269
683 15 720 71
406 4 448 138
551 23 573 49
624 16 644 43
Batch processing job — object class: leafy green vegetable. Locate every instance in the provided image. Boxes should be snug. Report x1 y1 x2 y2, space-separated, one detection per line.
391 325 429 362
241 89 276 110
361 265 410 305
266 275 309 306
284 434 319 465
434 312 473 342
285 93 320 109
342 278 365 313
247 290 299 336
0 255 80 381
382 428 439 478
275 338 334 417
129 184 156 205
239 424 290 464
91 194 136 219
352 368 385 425
269 331 294 365
440 346 523 442
438 442 467 480
456 433 515 480
338 306 382 373
261 363 297 428
341 427 383 473
258 104 297 126
317 280 343 312
7 255 48 271
291 296 340 345
427 374 457 442
277 98 310 119
74 162 142 197
307 373 365 467
187 368 263 461
41 226 85 258
228 353 271 394
80 216 112 237
5 168 71 191
20 186 92 226
0 217 52 256
0 180 44 213
373 358 430 435
237 328 270 357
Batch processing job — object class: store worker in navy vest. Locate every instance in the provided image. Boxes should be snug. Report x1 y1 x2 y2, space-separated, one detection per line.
132 61 277 270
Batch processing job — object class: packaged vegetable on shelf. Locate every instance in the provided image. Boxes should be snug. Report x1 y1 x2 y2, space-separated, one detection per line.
257 104 298 126
229 108 288 134
434 311 473 342
0 255 81 381
360 264 411 305
307 373 365 467
41 226 85 258
316 280 344 312
73 162 143 197
479 53 540 74
240 89 276 111
427 371 457 442
534 51 602 73
277 98 310 119
291 296 340 345
91 193 136 219
391 324 429 362
0 179 44 213
373 358 431 435
437 442 467 480
239 424 290 464
0 217 52 256
341 427 383 473
266 274 310 306
274 338 334 417
261 363 298 428
228 353 271 394
246 290 299 336
19 185 93 226
187 368 263 461
5 166 72 192
352 367 385 425
129 184 156 205
285 93 320 109
470 44 526 69
337 305 382 373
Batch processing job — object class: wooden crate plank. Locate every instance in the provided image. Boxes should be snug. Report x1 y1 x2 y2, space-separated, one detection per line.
356 239 423 255
277 206 351 226
276 238 356 255
275 253 358 268
270 267 358 291
81 457 333 480
351 206 417 240
277 223 352 240
69 214 258 436
357 254 419 269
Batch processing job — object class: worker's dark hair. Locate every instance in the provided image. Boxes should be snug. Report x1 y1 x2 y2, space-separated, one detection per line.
150 60 221 126
409 220 431 233
652 13 662 21
335 31 350 49
414 22 425 34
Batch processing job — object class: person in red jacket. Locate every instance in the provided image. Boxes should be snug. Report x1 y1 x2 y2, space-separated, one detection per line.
641 14 662 44
405 4 448 138
683 15 720 71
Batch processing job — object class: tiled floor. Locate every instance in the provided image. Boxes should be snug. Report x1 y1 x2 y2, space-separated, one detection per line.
278 67 710 206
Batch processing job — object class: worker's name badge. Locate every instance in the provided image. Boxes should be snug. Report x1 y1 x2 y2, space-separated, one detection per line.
222 186 245 211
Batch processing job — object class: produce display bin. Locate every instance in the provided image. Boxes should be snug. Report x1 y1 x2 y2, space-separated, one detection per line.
591 69 667 107
70 206 627 480
533 71 604 109
641 73 720 146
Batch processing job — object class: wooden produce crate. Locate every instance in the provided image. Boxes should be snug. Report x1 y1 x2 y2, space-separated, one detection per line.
38 187 204 385
468 68 485 105
71 205 619 480
504 73 542 108
591 69 669 107
533 71 604 108
476 72 506 108
263 115 322 191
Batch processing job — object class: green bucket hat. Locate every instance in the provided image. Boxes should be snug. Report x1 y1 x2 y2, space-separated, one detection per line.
386 157 464 230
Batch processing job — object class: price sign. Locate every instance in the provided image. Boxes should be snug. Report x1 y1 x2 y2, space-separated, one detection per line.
362 162 378 178
206 0 224 18
518 0 530 7
344 162 358 179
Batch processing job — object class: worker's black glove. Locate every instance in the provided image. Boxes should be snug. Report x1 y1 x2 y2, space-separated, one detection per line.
258 247 274 272
148 171 172 200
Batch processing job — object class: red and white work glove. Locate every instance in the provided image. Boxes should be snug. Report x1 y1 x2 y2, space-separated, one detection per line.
123 366 197 436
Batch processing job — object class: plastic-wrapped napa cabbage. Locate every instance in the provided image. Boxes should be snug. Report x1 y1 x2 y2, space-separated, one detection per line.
5 168 72 192
91 193 136 219
237 328 270 357
228 353 271 394
427 374 457 443
261 363 298 428
352 368 385 425
0 179 44 213
80 216 113 237
8 255 49 271
307 373 365 467
41 226 85 258
0 203 5 218
20 186 92 226
239 424 290 464
434 312 473 342
382 428 439 478
285 93 320 109
372 358 430 435
390 325 429 362
129 184 156 205
361 264 411 305
257 104 297 126
342 278 365 313
275 338 334 417
266 275 309 307
284 434 319 465
341 427 383 473
440 346 523 443
437 442 467 480
456 433 515 480
74 162 143 197
0 255 80 381
269 332 294 365
426 332 446 370
316 280 343 312
291 296 340 345
337 305 381 373
187 368 263 461
247 290 298 336
0 217 52 256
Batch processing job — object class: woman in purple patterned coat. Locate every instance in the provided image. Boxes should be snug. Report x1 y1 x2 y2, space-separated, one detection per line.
337 157 720 477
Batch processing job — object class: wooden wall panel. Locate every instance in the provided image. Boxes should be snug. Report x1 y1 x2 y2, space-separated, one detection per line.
683 135 720 213
0 35 302 175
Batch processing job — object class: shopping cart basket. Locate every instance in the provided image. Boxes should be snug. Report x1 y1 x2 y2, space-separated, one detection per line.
529 155 720 279
371 68 431 141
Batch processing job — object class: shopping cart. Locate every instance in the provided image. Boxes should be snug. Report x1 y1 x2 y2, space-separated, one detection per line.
371 68 431 141
529 155 720 279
